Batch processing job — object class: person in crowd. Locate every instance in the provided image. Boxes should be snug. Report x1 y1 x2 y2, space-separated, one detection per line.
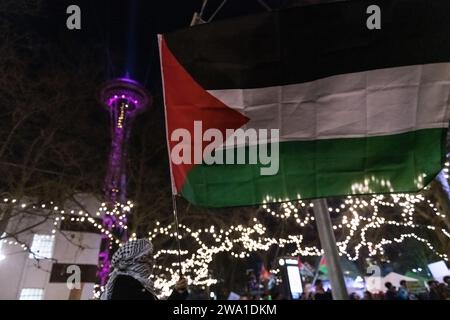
427 280 441 300
397 280 409 300
443 276 450 287
437 283 450 300
443 276 450 297
363 290 373 300
313 279 333 300
247 271 259 293
273 291 287 300
301 283 314 300
384 282 398 300
349 292 361 300
101 238 188 300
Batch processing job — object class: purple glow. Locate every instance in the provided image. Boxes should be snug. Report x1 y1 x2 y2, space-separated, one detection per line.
97 78 151 288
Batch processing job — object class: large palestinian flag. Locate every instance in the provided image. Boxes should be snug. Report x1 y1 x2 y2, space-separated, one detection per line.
159 0 450 207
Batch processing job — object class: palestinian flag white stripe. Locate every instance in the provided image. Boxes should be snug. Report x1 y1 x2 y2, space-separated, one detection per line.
208 63 450 146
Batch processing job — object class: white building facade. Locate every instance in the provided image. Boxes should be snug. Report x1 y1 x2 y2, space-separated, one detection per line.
0 195 103 300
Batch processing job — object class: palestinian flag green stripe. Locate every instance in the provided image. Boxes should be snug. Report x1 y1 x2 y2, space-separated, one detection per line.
181 128 445 207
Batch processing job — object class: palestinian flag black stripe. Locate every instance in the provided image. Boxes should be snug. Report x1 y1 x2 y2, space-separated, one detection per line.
164 0 450 90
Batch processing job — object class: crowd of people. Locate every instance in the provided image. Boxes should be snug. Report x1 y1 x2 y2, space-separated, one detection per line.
101 239 450 301
370 278 450 300
299 277 450 300
239 276 450 300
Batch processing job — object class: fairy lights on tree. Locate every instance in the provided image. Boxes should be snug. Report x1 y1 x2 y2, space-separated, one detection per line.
1 161 449 298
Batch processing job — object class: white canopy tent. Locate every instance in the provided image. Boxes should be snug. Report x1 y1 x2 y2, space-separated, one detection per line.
365 272 418 293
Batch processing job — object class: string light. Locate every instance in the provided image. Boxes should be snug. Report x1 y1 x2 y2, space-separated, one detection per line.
1 164 449 298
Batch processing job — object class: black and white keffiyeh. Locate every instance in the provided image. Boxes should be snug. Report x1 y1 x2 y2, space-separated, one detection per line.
101 239 156 300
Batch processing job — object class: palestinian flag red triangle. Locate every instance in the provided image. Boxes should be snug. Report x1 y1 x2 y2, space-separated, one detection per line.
159 36 249 194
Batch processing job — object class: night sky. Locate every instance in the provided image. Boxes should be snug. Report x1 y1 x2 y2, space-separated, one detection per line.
0 0 344 202
40 0 302 91
1 0 343 202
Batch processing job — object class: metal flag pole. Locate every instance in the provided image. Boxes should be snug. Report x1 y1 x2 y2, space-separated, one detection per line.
173 0 213 280
312 198 348 300
171 194 184 276
311 254 323 287
165 0 213 281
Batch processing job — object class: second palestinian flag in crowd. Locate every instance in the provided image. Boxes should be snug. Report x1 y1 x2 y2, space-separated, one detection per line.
159 0 450 207
318 256 328 276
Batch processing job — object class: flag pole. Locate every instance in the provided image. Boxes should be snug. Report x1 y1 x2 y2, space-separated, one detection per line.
166 3 210 279
171 194 183 276
311 255 322 287
312 198 348 300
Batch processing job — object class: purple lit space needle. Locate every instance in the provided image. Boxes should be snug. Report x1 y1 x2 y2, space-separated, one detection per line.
97 78 151 288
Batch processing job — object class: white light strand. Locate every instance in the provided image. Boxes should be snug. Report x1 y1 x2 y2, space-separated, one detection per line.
1 187 449 299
